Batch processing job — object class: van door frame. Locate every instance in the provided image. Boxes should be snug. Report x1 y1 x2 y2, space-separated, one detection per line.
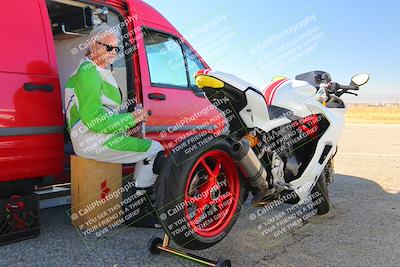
141 26 207 98
47 0 141 180
138 26 220 136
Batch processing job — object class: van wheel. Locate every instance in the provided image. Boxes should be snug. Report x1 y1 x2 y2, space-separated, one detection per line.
155 134 246 250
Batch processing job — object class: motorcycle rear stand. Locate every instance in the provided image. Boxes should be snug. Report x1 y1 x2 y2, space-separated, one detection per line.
147 234 232 267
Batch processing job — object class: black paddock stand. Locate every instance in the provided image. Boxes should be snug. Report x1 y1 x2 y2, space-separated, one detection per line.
147 234 232 267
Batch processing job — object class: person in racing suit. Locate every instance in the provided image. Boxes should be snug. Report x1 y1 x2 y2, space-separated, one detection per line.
65 24 164 228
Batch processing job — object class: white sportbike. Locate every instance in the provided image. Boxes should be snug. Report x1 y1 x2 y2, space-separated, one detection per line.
155 70 370 250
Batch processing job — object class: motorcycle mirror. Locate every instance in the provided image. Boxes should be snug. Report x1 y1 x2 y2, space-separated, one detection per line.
351 73 370 86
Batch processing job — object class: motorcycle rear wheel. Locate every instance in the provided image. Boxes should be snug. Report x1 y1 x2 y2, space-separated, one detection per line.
155 135 246 250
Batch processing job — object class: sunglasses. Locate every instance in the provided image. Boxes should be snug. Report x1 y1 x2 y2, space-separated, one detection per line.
96 42 120 53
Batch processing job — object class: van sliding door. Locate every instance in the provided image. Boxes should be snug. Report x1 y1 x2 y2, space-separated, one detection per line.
0 0 64 182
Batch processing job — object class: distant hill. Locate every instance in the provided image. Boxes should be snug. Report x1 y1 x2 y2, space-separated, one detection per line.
348 103 400 107
346 106 400 124
344 93 400 105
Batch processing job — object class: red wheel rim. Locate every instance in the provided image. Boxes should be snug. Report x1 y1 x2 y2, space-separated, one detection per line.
184 150 240 238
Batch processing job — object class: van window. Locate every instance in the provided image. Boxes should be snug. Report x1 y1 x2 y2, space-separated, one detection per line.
183 44 206 89
144 29 188 87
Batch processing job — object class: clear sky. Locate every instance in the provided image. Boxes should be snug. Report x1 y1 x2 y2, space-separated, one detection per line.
144 0 399 103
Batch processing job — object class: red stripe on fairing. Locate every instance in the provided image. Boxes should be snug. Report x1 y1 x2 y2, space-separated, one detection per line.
263 79 288 105
268 79 288 104
263 80 281 102
195 69 212 76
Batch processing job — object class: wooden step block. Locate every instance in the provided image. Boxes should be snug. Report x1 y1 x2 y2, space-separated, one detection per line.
70 155 122 232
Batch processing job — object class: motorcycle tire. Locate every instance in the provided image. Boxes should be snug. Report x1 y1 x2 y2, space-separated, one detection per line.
155 134 246 250
311 168 330 215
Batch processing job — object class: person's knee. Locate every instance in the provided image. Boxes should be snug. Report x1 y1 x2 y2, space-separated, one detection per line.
152 140 164 154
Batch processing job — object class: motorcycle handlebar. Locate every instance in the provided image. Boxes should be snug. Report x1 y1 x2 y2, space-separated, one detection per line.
324 82 359 97
339 84 359 91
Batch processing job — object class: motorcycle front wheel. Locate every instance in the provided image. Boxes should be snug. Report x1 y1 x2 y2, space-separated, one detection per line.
311 164 331 215
155 134 246 250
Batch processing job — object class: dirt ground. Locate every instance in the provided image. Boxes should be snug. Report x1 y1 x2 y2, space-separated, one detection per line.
0 123 399 266
345 106 400 124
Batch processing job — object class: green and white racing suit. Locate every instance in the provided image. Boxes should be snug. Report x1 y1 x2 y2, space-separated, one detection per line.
65 58 163 187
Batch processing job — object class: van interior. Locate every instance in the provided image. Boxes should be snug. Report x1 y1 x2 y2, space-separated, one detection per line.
43 0 134 183
45 0 130 111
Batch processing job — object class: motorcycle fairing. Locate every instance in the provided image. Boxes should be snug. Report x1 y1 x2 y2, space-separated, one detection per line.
196 69 345 204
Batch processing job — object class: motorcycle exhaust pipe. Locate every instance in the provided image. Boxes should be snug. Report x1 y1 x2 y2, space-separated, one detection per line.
231 139 270 193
